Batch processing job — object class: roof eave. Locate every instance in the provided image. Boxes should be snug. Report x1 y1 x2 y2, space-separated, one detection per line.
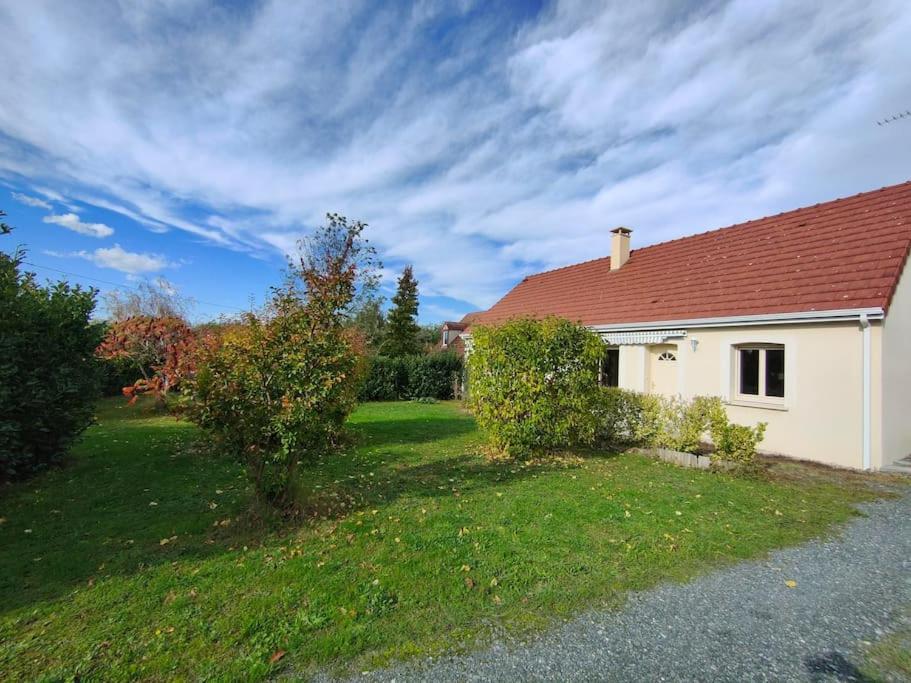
589 307 885 332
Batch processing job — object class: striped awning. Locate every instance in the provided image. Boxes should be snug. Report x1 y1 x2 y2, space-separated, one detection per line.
599 329 686 345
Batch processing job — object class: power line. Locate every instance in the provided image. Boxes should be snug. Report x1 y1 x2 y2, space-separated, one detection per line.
20 259 249 313
876 110 911 126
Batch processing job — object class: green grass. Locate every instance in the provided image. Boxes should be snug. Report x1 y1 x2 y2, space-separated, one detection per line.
0 398 887 680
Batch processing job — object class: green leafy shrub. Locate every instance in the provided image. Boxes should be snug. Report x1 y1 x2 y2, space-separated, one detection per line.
467 317 604 458
596 388 766 469
359 356 408 400
404 353 462 399
187 214 376 510
710 417 767 468
596 387 648 446
0 246 103 481
188 307 364 507
359 353 462 401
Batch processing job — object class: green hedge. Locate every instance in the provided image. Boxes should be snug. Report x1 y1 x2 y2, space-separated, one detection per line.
1 249 103 481
467 317 604 458
359 353 462 401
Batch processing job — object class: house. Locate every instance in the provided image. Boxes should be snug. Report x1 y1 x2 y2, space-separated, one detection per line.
467 181 911 471
438 312 482 357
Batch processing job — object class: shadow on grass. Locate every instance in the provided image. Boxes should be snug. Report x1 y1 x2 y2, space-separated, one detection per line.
348 416 478 448
0 418 265 614
0 402 585 614
296 450 599 521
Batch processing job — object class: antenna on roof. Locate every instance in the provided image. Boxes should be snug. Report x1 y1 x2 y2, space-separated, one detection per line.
876 110 911 126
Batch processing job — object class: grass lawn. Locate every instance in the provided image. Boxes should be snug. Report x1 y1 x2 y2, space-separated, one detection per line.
0 398 887 680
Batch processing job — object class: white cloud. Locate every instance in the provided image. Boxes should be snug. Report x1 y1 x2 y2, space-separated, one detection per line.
77 244 170 274
11 192 51 209
42 212 114 238
1 1 910 308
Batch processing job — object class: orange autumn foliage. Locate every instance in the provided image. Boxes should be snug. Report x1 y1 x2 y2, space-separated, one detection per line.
96 316 201 404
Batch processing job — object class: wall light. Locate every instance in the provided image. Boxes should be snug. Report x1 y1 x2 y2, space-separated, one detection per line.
690 338 699 353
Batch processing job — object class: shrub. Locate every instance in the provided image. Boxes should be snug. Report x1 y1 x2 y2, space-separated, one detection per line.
710 417 767 469
596 387 648 446
596 388 767 469
189 309 364 507
358 353 462 401
467 317 603 458
187 213 376 510
0 246 103 481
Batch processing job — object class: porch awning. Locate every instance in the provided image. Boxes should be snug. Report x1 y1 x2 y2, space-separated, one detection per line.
599 329 686 345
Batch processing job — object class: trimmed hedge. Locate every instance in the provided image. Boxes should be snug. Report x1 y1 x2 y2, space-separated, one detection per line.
467 317 604 458
1 249 103 481
359 352 462 401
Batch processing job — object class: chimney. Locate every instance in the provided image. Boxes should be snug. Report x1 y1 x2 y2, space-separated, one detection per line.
610 227 632 270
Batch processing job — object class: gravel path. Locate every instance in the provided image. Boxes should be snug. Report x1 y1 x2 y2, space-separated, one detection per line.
339 487 911 682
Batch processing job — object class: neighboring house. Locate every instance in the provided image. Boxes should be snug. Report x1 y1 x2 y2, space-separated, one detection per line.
438 312 482 357
467 181 911 471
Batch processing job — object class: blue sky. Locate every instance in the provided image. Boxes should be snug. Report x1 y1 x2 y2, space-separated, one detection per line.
1 0 909 323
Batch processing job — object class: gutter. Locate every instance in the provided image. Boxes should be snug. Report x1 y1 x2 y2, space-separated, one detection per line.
589 307 885 332
860 313 872 470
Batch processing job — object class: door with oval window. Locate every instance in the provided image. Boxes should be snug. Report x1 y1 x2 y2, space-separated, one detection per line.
648 344 678 396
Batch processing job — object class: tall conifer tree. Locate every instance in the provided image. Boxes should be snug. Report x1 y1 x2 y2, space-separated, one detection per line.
382 265 421 356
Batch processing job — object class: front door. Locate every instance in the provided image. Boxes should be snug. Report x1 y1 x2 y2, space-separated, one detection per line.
648 344 678 396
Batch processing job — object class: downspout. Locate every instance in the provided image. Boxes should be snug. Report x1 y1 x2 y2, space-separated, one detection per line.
860 314 871 471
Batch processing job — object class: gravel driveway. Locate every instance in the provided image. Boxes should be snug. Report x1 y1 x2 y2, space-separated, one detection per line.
337 486 911 682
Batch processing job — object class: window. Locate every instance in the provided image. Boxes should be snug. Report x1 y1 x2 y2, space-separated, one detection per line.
599 348 620 387
657 351 676 361
442 330 450 345
735 345 785 401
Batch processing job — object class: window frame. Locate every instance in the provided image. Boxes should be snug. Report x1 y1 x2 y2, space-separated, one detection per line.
599 346 620 388
732 343 785 405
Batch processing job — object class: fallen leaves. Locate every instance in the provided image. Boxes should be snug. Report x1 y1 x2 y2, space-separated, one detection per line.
269 650 286 664
785 580 797 588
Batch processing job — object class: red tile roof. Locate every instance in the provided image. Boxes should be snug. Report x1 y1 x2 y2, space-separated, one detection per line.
476 181 911 327
442 312 483 331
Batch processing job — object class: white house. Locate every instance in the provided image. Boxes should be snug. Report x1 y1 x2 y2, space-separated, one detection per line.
468 181 911 471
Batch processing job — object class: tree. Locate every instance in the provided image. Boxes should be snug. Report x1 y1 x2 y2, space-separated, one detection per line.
0 209 11 235
381 265 421 356
103 277 191 321
351 295 386 352
1 215 103 480
291 213 381 323
188 213 378 510
96 315 198 406
417 323 441 350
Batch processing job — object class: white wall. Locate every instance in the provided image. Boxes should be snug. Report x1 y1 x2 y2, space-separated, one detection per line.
615 321 870 469
881 264 911 467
